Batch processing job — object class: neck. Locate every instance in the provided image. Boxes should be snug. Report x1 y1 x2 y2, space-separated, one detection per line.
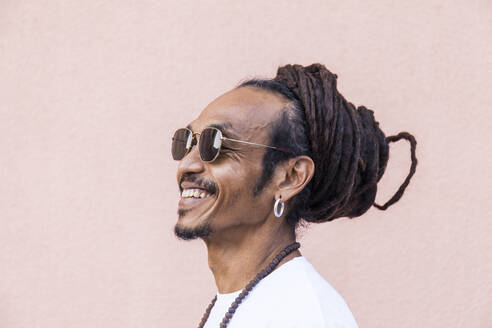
203 217 300 294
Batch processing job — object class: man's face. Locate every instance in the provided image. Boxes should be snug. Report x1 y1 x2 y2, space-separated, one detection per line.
174 87 287 241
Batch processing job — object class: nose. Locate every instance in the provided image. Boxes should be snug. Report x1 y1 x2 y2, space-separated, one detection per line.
176 144 205 185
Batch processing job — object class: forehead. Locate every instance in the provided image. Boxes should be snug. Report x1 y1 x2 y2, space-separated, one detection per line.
189 87 288 138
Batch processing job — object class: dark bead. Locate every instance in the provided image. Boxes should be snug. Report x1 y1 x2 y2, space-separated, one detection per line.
228 308 236 314
260 269 267 277
269 263 276 270
225 312 232 319
231 301 238 308
272 257 279 265
280 250 287 257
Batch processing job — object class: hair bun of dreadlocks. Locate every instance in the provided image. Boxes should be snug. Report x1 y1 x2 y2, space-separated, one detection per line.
274 63 417 223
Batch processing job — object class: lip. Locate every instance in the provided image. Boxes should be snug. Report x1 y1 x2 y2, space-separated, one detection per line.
180 181 214 194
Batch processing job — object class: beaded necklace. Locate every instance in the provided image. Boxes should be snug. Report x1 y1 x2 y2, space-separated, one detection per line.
197 242 301 328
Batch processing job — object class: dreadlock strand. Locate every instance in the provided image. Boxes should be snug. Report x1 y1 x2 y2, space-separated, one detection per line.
373 132 418 210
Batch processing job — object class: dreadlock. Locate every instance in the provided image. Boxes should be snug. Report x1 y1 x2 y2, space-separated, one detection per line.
238 63 418 228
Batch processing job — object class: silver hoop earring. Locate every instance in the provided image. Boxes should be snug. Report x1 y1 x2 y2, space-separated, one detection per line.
274 196 284 218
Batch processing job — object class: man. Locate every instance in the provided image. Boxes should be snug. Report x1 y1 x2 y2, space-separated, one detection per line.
172 63 417 327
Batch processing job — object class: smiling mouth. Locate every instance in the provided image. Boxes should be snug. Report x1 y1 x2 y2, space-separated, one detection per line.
181 188 213 199
178 188 215 210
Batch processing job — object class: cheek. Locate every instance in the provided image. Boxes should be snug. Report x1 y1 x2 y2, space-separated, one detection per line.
218 179 251 208
227 187 242 204
214 165 261 208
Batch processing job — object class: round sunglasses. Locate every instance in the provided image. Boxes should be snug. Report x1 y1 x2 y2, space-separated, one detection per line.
172 127 292 162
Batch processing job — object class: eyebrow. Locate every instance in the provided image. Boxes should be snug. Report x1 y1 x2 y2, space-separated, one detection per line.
186 122 238 138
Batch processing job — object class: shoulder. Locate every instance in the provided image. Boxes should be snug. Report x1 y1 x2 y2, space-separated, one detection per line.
238 256 359 328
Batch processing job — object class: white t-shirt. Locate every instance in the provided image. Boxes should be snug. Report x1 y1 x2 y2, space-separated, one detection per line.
203 256 359 328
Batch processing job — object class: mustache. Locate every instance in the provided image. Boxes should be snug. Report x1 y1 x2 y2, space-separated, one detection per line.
179 173 218 194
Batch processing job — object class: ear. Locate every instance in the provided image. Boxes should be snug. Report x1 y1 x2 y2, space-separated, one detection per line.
274 156 315 202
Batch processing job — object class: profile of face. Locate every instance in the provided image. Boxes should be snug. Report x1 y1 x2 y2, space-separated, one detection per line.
174 87 289 241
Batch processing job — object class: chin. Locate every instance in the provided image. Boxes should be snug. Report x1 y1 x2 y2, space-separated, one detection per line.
175 195 219 239
174 220 212 240
174 207 215 240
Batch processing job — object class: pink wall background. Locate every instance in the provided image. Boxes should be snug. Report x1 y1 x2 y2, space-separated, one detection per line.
1 1 491 327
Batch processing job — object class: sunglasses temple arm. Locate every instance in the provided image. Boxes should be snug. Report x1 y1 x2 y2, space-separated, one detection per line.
222 137 293 154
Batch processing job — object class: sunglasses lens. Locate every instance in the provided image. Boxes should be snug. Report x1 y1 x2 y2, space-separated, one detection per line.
199 128 222 162
172 128 192 160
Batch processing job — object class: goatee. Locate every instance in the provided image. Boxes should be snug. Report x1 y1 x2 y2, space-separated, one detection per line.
174 220 212 240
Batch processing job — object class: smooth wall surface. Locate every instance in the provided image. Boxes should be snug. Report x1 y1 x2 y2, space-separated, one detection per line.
1 1 491 327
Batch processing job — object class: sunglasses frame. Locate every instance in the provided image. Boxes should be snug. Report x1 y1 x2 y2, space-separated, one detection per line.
172 127 293 162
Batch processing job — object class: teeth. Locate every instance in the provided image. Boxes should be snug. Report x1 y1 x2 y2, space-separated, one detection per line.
181 188 211 199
